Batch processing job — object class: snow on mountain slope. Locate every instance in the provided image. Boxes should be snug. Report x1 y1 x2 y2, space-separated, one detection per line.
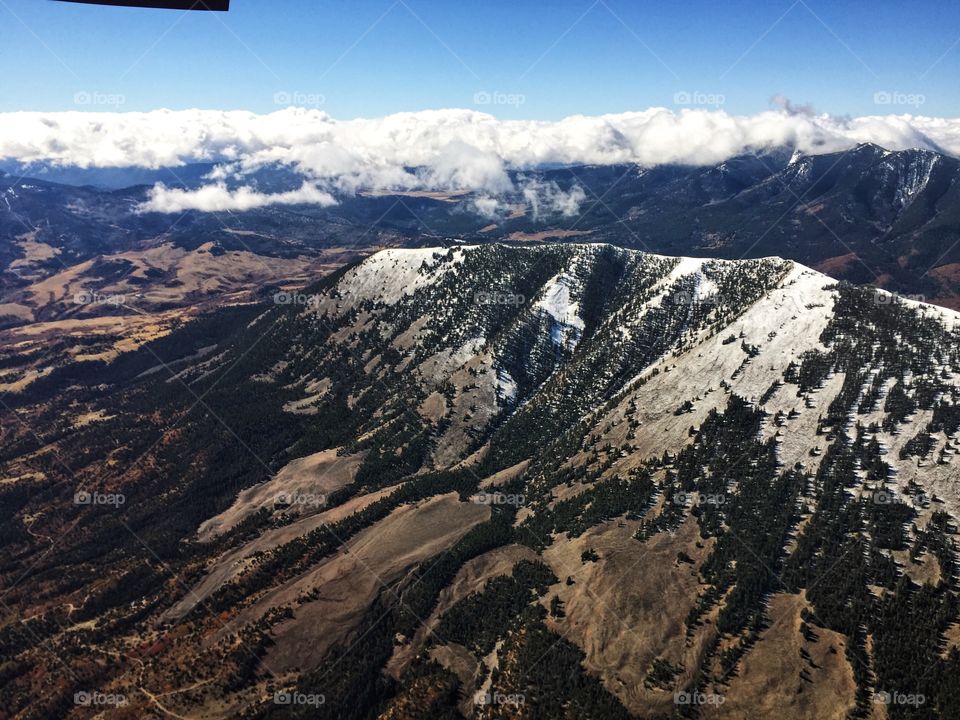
885 149 940 208
275 245 960 516
327 246 465 307
579 265 837 466
534 271 585 349
583 261 960 515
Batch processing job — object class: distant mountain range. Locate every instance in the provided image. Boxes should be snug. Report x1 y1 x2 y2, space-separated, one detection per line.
3 143 960 319
2 243 960 718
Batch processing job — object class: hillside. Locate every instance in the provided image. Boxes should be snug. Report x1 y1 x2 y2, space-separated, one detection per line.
1 243 959 719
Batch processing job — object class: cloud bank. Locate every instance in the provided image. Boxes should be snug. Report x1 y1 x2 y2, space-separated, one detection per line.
140 181 336 213
1 107 958 212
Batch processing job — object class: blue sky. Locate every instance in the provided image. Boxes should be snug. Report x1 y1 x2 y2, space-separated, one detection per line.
1 0 958 118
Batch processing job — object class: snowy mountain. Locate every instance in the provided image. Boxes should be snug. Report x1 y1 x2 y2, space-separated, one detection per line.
3 243 960 719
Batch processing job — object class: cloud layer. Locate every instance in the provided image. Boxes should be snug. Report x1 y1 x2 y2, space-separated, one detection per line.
2 107 959 212
140 181 336 213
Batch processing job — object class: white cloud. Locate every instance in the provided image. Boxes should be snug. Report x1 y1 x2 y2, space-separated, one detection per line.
2 107 960 213
470 195 505 220
470 179 586 221
521 179 587 220
140 181 336 213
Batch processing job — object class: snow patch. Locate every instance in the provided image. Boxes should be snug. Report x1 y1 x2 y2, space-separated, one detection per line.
496 367 518 403
336 248 463 306
666 257 707 282
535 273 585 349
